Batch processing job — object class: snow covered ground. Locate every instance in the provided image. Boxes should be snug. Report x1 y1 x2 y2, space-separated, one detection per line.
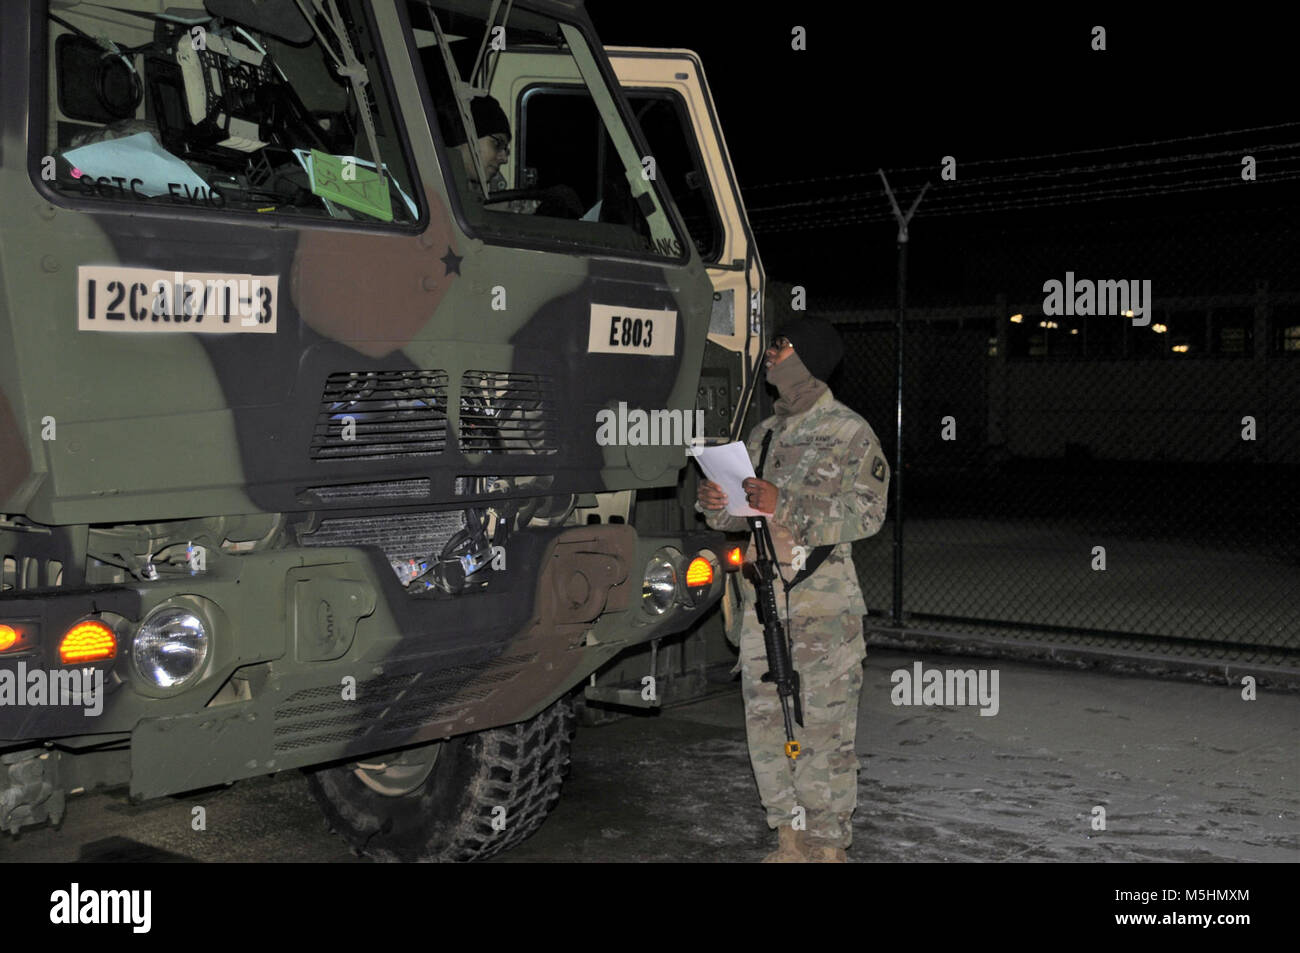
7 650 1290 863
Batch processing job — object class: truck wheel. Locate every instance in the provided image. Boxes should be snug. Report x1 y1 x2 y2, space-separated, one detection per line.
306 697 575 862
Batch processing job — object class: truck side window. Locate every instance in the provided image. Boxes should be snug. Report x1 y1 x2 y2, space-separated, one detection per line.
407 0 687 260
527 88 725 263
40 1 419 226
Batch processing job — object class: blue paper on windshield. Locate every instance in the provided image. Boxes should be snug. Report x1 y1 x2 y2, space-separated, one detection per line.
63 132 211 198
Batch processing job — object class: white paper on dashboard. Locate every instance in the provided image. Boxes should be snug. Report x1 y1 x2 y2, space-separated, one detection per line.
690 441 764 517
63 132 211 198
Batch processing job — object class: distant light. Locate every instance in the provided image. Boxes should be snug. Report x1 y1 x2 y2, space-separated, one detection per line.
1122 310 1135 318
1009 314 1023 324
1152 323 1168 334
1172 344 1190 353
1039 320 1058 329
1069 328 1079 335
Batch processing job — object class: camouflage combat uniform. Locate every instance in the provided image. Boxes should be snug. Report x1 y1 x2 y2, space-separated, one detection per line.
703 389 889 850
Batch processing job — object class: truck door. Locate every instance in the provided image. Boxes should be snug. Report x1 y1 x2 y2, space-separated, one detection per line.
486 47 764 710
605 49 766 444
486 47 766 445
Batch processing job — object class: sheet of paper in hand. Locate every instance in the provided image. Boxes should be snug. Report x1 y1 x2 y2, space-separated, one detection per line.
690 441 764 517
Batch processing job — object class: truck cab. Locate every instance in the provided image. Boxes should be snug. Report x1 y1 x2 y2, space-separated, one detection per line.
1 0 752 860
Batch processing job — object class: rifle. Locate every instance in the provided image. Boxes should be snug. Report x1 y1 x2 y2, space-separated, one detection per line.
746 515 803 760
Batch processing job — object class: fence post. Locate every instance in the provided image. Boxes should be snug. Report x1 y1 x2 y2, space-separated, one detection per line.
988 293 1010 464
877 171 929 626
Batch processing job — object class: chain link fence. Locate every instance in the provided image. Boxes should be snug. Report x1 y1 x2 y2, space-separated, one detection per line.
809 205 1300 672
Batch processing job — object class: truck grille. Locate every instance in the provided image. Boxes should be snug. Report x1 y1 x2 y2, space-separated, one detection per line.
301 479 432 504
0 556 64 591
299 510 465 568
311 371 448 461
459 371 557 455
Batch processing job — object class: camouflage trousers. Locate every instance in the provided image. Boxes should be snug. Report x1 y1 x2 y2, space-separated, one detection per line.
739 609 865 850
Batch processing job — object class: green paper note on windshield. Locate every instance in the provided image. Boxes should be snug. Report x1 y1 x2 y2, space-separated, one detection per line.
309 150 393 222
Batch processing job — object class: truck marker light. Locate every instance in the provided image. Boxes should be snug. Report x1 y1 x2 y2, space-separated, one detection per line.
726 547 744 571
686 557 713 588
59 620 117 664
0 624 18 652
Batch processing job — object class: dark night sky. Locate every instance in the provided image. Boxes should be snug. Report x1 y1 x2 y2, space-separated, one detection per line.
585 5 1300 299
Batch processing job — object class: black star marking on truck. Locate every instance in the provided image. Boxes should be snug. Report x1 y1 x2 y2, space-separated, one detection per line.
441 248 463 276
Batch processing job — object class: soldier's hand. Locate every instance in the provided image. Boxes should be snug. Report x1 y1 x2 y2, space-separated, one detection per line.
702 478 733 509
741 478 778 514
698 480 728 510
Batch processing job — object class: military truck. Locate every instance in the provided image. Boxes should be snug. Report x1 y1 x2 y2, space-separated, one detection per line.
0 0 765 861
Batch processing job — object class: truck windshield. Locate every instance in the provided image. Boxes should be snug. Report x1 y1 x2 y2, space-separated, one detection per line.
407 0 686 258
40 0 419 225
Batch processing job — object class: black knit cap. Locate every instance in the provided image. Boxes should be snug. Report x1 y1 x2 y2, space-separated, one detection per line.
777 317 844 383
438 95 511 147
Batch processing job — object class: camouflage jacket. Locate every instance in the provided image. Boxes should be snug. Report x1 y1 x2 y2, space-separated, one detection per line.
703 389 889 617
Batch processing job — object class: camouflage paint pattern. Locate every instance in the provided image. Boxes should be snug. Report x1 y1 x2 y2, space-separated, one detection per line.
0 0 724 805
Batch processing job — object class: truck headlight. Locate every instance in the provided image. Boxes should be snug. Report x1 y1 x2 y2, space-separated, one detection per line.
133 606 209 689
641 553 678 616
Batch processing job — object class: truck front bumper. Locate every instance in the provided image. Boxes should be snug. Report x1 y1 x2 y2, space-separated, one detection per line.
0 523 724 801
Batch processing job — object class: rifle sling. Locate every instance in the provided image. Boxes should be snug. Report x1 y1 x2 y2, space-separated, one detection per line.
755 429 774 479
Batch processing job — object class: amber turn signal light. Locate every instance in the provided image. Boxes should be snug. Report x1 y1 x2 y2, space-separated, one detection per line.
0 624 19 653
59 620 117 664
685 556 714 588
725 547 744 571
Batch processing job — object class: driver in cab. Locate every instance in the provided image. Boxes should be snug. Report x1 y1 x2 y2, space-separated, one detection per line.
443 94 583 218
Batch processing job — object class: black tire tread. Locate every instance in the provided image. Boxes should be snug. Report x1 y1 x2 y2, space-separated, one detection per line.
434 698 576 861
307 697 576 863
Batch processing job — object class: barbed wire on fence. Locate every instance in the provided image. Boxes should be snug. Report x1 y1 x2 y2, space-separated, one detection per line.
753 171 1300 232
744 120 1300 193
748 142 1300 219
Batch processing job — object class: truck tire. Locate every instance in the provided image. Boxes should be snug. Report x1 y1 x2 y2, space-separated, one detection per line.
307 697 576 862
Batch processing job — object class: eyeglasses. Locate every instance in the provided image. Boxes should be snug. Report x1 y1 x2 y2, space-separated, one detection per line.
488 134 510 155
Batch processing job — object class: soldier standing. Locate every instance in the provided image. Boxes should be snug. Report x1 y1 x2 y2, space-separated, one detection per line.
697 318 889 862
